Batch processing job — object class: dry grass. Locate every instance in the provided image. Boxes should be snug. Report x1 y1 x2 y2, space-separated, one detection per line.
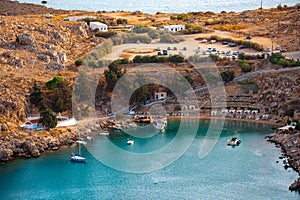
213 24 249 31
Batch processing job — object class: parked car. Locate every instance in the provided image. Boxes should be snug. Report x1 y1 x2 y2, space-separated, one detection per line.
202 51 207 55
157 47 161 51
233 51 239 55
157 51 162 55
221 51 225 54
222 41 229 45
239 45 247 49
197 46 201 50
275 46 281 51
163 50 168 55
266 47 271 52
226 51 231 56
167 47 171 50
228 43 237 47
246 35 252 40
183 47 187 51
280 49 287 53
201 39 208 43
210 39 216 44
212 47 217 52
173 47 177 50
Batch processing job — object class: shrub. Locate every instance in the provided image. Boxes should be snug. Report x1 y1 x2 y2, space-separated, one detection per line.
181 24 204 34
285 109 295 117
220 70 235 82
75 59 83 66
133 26 152 34
116 18 128 25
147 29 159 39
94 30 117 38
239 60 252 72
295 123 300 130
46 76 64 90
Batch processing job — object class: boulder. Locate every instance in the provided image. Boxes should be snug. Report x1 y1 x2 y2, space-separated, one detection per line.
0 148 13 161
1 124 7 131
58 53 67 63
16 33 35 45
37 54 50 63
45 62 65 71
43 50 57 58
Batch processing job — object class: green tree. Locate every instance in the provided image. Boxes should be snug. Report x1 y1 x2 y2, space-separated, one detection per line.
40 108 57 130
221 70 235 82
30 82 43 107
295 123 300 131
46 76 64 90
104 60 125 91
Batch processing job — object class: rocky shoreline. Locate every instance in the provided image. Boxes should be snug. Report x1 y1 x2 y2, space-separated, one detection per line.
0 127 79 162
0 119 114 163
267 130 300 192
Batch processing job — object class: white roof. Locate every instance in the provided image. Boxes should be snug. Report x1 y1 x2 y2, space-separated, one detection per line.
164 25 185 28
90 22 107 26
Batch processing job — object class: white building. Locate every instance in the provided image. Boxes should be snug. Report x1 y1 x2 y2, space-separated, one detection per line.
154 92 167 100
164 25 185 32
90 22 108 32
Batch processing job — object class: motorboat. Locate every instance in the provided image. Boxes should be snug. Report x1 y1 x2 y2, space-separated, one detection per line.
86 135 94 141
227 137 241 146
127 140 134 145
99 131 109 136
70 141 87 162
70 154 86 162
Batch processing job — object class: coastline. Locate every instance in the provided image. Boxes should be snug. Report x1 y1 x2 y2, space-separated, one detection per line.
267 130 300 192
167 115 281 126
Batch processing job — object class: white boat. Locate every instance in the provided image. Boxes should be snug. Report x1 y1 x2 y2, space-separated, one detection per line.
227 137 241 146
127 140 134 145
99 132 109 136
70 141 87 162
86 135 94 141
70 154 86 162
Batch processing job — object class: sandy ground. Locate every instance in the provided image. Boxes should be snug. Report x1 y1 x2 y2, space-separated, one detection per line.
102 33 263 61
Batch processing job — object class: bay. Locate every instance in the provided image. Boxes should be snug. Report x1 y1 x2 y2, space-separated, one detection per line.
0 120 298 199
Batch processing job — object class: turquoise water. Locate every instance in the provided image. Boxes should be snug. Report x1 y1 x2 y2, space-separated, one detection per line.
0 120 299 199
19 0 300 14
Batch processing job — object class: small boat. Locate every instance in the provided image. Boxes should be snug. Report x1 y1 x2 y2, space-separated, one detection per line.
127 140 134 145
70 153 86 162
41 0 47 4
70 141 87 162
86 135 94 141
227 137 241 146
99 131 109 136
133 115 153 123
110 124 122 131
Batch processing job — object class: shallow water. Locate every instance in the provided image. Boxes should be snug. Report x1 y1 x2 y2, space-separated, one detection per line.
0 120 299 199
19 0 299 13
